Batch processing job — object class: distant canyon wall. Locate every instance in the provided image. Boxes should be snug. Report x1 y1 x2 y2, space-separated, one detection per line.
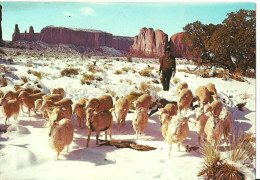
12 25 134 52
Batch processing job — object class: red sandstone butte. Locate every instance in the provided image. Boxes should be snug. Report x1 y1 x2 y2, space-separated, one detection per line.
129 27 168 58
169 32 191 58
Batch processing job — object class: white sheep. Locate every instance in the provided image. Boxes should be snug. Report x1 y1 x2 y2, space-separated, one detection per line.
86 94 113 112
133 94 152 110
112 97 130 131
176 82 188 95
165 115 189 156
195 86 211 110
49 118 74 160
85 108 113 147
177 89 193 115
0 98 20 125
219 107 232 138
132 107 149 139
204 112 223 145
73 98 88 128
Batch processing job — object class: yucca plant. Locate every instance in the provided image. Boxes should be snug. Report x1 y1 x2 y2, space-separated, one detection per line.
20 76 28 83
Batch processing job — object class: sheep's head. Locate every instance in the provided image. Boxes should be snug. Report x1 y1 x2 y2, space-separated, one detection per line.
18 91 29 100
40 100 54 111
49 120 59 137
73 103 84 114
86 108 95 122
3 91 14 100
86 98 100 110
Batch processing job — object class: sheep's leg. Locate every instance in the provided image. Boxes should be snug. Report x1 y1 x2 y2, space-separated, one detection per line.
178 143 181 152
198 135 201 145
136 130 138 139
117 120 120 131
67 145 69 152
5 118 8 125
169 143 172 156
76 116 80 127
185 107 187 114
21 105 25 113
121 118 125 126
96 132 99 144
33 107 38 115
105 131 108 140
109 127 113 140
57 152 59 160
86 129 92 147
28 108 31 117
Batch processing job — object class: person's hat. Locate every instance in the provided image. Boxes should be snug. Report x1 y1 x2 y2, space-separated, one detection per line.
165 46 171 52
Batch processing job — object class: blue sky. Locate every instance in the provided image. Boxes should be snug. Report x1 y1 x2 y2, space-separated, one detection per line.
0 2 256 41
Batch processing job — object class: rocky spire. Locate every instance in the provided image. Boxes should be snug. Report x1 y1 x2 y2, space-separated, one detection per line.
12 24 21 41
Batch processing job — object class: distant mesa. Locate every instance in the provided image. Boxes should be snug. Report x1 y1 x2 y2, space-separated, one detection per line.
12 24 134 53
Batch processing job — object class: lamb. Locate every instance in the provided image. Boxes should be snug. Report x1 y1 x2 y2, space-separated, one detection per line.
0 98 20 125
195 86 211 110
177 89 193 115
18 91 45 116
165 115 189 156
204 112 223 145
219 107 232 138
176 82 188 95
133 94 152 110
206 83 218 102
73 98 88 128
85 108 113 147
49 118 74 160
158 103 177 119
132 107 149 139
51 88 65 98
210 100 223 117
112 97 130 131
195 109 210 144
86 94 113 112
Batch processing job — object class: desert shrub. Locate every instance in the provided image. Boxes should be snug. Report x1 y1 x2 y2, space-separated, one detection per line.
122 67 130 72
114 70 122 75
61 68 79 77
81 74 95 85
116 58 120 61
1 78 7 87
27 64 33 67
27 69 32 74
120 79 123 83
139 67 154 77
20 76 28 83
125 91 144 110
32 71 42 79
88 63 96 73
42 62 48 66
127 57 133 62
126 79 132 85
96 76 103 81
140 82 147 93
16 52 21 56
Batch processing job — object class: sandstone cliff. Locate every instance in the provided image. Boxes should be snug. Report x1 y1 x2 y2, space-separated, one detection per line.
129 27 168 58
12 25 133 53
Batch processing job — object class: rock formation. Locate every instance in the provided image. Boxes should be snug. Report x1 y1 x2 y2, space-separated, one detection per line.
129 27 168 58
169 32 191 58
12 25 133 52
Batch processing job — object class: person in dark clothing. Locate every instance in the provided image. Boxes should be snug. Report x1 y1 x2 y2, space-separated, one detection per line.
159 46 176 91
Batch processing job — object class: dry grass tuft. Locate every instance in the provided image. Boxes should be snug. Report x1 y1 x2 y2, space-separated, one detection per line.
173 77 179 84
122 67 130 72
20 76 28 83
126 79 132 85
81 74 95 85
61 68 79 77
139 67 154 77
114 70 123 75
140 81 147 93
0 90 4 98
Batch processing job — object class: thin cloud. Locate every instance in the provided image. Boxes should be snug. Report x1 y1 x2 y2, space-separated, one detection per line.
63 11 75 17
80 6 97 16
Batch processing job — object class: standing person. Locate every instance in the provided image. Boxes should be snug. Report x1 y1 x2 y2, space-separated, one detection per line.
159 46 176 91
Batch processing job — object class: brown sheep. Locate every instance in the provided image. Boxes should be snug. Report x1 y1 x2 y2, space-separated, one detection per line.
176 82 188 95
206 83 218 103
18 91 45 116
177 89 193 115
43 94 63 102
196 109 210 144
0 98 20 125
210 100 223 117
48 107 72 127
160 113 172 138
195 86 211 110
112 97 130 131
219 107 232 138
85 108 113 147
165 115 189 156
86 94 113 112
51 88 65 98
132 107 149 139
73 98 88 128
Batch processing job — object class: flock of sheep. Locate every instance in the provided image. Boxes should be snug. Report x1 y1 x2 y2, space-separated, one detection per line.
0 81 233 159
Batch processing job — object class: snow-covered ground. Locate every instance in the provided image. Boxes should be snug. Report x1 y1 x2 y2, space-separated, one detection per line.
0 50 256 180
